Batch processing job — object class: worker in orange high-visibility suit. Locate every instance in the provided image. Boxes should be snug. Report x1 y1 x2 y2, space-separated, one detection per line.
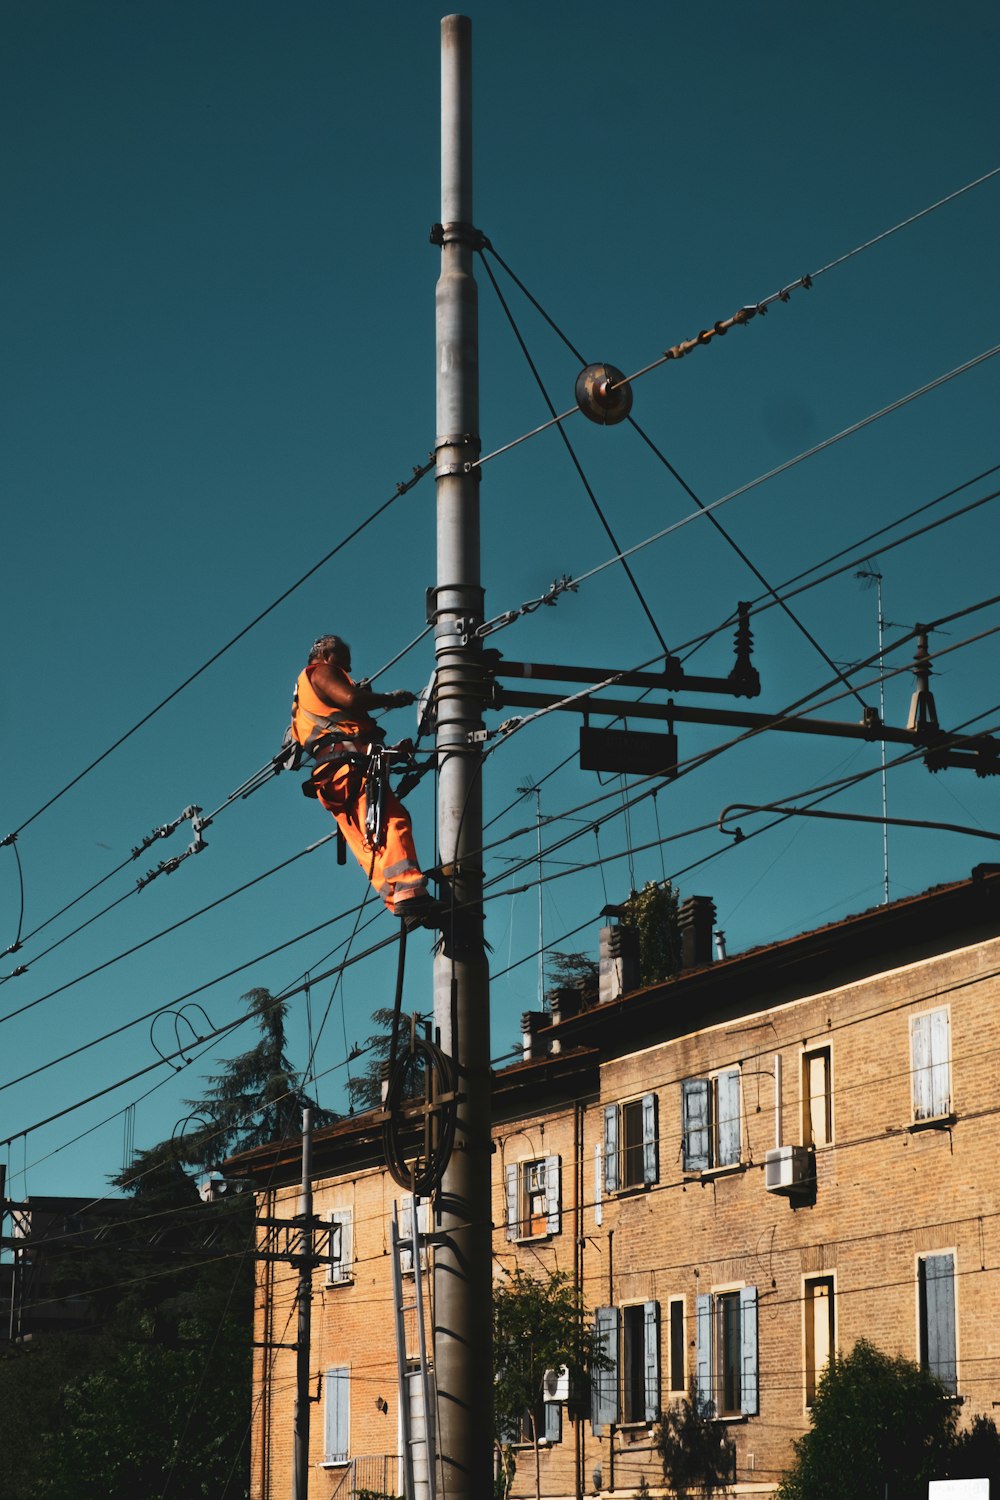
291 635 438 928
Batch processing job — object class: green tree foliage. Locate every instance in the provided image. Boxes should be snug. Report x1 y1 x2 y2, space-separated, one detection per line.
656 1389 735 1498
493 1268 609 1500
622 880 682 986
545 950 599 1006
346 1005 431 1113
776 1339 958 1500
0 987 330 1500
949 1414 1000 1487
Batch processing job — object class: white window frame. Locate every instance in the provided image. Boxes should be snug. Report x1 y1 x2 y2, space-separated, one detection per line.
325 1207 354 1287
801 1046 834 1148
803 1273 836 1407
667 1295 686 1397
682 1068 743 1172
505 1154 561 1241
910 1008 952 1122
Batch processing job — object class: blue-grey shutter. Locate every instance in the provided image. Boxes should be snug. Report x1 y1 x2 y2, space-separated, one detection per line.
543 1402 562 1444
923 1254 957 1393
505 1163 519 1241
604 1105 619 1193
740 1285 758 1416
324 1367 349 1462
643 1300 660 1421
912 1013 932 1119
929 1010 950 1116
695 1294 713 1412
545 1155 561 1235
683 1079 711 1171
717 1070 742 1166
591 1306 619 1432
642 1093 659 1185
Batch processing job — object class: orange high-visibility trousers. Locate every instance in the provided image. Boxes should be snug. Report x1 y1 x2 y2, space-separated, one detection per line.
314 763 427 913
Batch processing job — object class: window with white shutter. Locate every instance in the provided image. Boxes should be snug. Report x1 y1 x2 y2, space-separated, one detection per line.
325 1208 353 1286
911 1010 951 1121
603 1095 658 1192
505 1156 561 1241
682 1069 742 1170
695 1286 758 1417
323 1367 350 1464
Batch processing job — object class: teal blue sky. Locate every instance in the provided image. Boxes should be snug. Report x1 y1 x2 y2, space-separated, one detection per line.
3 2 999 1199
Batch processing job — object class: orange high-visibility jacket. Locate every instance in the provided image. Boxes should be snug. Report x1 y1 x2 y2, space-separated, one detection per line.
291 665 379 762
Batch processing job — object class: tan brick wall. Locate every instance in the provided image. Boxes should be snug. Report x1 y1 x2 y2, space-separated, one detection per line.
252 935 1000 1500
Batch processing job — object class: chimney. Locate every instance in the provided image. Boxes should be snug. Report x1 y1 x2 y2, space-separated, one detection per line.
678 896 716 969
599 923 639 1004
520 1011 549 1061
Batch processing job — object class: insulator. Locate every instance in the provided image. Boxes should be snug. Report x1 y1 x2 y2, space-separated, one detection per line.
575 363 633 425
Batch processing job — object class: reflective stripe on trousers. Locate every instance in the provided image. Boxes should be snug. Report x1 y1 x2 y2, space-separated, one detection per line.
314 764 427 913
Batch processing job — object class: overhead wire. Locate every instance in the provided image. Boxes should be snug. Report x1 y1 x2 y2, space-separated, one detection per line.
482 243 871 713
473 166 1000 468
4 454 434 844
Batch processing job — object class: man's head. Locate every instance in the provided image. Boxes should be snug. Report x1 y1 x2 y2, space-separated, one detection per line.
309 635 351 671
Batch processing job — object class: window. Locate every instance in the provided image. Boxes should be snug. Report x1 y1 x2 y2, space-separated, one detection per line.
802 1047 833 1147
695 1287 758 1417
667 1297 686 1396
682 1070 742 1171
590 1303 660 1431
918 1253 957 1394
324 1367 350 1464
397 1197 430 1274
911 1010 951 1121
505 1155 561 1240
804 1276 835 1406
325 1208 354 1286
604 1095 658 1191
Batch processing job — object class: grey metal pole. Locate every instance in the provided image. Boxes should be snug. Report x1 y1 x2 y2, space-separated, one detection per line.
432 15 493 1498
293 1107 313 1500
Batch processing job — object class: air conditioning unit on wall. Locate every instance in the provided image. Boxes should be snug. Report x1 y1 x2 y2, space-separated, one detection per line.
764 1144 815 1195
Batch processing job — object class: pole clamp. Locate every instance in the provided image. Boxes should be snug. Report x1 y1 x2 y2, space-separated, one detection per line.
429 221 489 250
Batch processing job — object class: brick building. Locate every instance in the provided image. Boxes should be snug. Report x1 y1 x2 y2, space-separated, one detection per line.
235 868 1000 1499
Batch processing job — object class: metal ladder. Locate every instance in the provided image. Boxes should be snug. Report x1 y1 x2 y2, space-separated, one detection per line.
390 1194 437 1500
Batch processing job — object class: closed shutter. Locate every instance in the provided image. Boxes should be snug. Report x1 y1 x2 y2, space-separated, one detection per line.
740 1285 758 1416
324 1367 350 1462
683 1079 711 1171
543 1401 562 1445
923 1254 957 1393
695 1293 713 1410
717 1070 742 1166
591 1306 619 1432
929 1010 951 1116
328 1209 353 1284
545 1155 561 1235
604 1104 619 1193
912 1013 932 1119
505 1164 519 1242
642 1094 659 1185
643 1300 660 1421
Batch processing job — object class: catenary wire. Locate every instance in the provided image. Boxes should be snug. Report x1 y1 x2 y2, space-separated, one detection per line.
482 244 870 712
4 455 434 843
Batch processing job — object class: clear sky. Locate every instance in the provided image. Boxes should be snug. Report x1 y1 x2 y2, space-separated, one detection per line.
3 1 999 1201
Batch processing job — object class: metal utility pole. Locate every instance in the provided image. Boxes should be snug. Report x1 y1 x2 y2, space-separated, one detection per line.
293 1107 314 1500
432 15 493 1498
